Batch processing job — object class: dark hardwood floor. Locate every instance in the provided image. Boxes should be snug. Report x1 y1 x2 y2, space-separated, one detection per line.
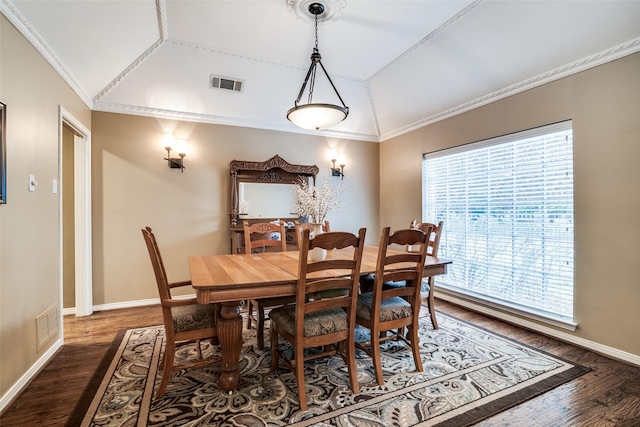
1 301 639 426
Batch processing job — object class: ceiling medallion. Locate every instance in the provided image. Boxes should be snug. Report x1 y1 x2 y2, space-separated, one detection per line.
287 0 346 23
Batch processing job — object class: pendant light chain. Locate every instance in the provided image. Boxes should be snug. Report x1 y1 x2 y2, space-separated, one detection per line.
307 13 319 104
315 12 319 51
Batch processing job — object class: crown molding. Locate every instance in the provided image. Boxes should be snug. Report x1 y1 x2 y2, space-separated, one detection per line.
156 0 168 41
380 37 640 142
364 81 381 139
93 0 166 102
167 39 366 85
92 39 164 103
92 102 379 142
369 0 483 82
1 0 93 108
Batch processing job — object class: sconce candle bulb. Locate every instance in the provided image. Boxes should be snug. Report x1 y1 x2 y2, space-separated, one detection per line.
177 138 188 157
163 132 175 151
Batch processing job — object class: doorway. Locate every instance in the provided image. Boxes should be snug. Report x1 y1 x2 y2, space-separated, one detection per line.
59 107 92 319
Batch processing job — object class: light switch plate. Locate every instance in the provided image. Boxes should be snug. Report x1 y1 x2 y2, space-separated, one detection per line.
29 174 37 192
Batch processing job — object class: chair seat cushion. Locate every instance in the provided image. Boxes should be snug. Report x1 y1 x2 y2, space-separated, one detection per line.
382 278 431 293
269 305 348 338
356 292 413 322
171 304 216 332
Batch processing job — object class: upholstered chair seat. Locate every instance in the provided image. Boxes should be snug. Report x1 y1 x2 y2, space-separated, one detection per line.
172 304 217 333
269 305 348 338
356 292 413 322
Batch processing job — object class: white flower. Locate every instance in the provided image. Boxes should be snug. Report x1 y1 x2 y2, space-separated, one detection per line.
293 179 345 224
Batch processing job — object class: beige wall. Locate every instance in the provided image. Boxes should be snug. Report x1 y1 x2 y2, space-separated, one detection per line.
91 112 380 306
0 15 90 398
380 53 640 357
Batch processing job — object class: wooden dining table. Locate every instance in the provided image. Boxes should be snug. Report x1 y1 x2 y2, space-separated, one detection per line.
188 245 452 392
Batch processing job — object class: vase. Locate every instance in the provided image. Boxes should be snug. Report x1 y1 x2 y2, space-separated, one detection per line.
308 223 326 261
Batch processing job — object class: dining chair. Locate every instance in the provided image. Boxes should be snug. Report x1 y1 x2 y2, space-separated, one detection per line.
370 220 444 329
141 227 220 398
409 220 444 328
355 226 430 386
269 228 366 411
244 220 292 350
243 220 287 254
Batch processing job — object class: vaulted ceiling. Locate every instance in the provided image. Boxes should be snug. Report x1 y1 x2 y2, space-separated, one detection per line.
3 0 640 142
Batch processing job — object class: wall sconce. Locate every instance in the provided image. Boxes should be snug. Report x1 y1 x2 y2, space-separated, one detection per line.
163 132 186 172
331 152 345 180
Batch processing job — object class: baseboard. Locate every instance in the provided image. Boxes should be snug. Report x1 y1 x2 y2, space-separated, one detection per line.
0 338 63 414
93 297 161 312
438 292 640 366
65 294 197 315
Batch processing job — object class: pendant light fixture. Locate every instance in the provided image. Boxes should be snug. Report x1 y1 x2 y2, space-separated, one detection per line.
287 2 348 130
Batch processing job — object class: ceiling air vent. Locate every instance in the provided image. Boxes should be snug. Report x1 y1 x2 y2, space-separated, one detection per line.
210 75 243 92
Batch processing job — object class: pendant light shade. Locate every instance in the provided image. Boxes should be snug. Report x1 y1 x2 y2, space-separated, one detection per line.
287 103 348 130
287 3 349 130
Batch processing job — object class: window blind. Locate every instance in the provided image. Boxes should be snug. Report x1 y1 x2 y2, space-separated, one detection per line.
423 121 574 323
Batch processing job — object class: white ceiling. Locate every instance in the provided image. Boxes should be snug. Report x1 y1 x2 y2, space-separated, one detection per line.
3 0 640 142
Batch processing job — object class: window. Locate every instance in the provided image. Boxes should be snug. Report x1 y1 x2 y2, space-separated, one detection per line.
423 121 574 327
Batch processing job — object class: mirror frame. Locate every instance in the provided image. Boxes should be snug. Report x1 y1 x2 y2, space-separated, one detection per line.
229 155 319 228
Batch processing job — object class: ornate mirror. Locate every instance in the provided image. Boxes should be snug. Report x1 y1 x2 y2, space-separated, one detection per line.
228 155 319 253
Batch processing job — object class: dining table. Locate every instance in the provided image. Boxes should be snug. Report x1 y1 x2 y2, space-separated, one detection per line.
188 245 452 392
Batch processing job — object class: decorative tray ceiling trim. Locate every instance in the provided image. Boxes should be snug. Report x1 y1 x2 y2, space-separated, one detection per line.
93 0 166 102
166 39 366 83
380 37 640 142
91 102 380 142
0 0 93 108
93 39 165 103
369 0 482 82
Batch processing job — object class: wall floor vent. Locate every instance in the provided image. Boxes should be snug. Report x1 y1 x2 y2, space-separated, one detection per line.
210 75 243 92
36 304 59 351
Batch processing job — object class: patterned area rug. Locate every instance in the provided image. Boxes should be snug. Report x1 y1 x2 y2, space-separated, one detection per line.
67 311 589 426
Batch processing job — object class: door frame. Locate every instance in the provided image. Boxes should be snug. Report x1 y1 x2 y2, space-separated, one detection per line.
58 106 92 317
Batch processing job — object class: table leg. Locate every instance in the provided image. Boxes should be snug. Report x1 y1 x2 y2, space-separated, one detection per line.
217 300 243 392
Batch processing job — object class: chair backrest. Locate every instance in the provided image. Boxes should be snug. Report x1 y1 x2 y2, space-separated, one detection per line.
373 226 431 305
295 228 366 334
243 220 287 253
411 220 444 257
141 227 172 301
